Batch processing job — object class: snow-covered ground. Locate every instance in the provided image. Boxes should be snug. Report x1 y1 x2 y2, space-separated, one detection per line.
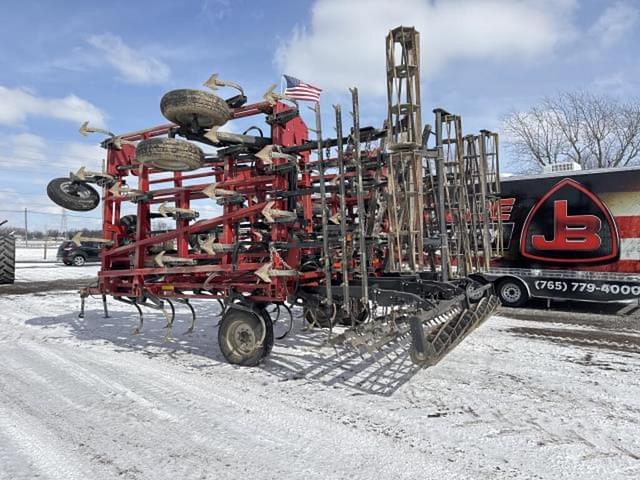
0 263 639 479
13 262 99 283
12 247 99 284
16 247 59 263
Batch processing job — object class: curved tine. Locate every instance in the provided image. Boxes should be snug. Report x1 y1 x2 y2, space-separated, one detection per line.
273 304 282 323
163 299 176 328
162 300 176 342
132 300 144 335
102 294 110 318
79 295 86 319
183 299 197 335
275 303 294 340
216 299 225 317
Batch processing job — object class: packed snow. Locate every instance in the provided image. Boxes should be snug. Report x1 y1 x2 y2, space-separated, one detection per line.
0 259 639 479
15 246 59 263
12 247 99 283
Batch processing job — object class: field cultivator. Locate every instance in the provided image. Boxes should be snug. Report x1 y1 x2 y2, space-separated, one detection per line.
47 26 502 368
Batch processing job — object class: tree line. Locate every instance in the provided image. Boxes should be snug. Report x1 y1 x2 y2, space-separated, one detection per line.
504 91 640 171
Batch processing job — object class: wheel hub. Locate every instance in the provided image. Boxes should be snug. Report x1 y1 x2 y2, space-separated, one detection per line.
502 283 521 302
232 323 256 354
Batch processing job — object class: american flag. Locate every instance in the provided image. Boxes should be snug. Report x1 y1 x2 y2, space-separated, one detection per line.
283 74 322 103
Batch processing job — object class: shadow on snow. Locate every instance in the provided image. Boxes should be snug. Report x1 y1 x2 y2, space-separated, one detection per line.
27 296 423 396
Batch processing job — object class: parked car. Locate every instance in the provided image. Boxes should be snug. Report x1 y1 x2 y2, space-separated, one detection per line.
57 240 101 266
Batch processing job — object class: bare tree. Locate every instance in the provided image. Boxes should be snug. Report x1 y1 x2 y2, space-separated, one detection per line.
504 92 640 171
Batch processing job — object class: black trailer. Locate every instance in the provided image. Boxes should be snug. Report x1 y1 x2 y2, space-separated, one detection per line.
476 166 640 308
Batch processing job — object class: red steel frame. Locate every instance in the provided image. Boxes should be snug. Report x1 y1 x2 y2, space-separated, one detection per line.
93 100 321 304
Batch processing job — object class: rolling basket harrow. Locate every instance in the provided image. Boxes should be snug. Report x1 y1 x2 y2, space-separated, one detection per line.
47 26 502 367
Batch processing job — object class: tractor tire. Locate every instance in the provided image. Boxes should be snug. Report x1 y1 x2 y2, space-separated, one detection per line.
0 235 15 285
47 178 100 212
218 307 273 366
160 89 231 129
136 138 204 172
497 278 529 307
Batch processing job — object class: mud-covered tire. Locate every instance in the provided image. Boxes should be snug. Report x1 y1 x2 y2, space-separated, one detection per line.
0 235 15 285
136 138 204 171
218 308 272 366
47 178 100 212
160 89 231 128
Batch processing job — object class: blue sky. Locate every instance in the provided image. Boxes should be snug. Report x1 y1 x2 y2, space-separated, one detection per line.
0 0 638 230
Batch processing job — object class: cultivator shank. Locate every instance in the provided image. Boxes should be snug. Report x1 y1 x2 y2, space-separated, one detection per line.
49 26 502 369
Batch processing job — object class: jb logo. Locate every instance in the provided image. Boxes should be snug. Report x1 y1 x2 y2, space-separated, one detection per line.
520 178 618 263
531 200 602 251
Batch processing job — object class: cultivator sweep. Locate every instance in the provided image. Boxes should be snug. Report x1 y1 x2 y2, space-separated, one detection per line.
47 26 502 367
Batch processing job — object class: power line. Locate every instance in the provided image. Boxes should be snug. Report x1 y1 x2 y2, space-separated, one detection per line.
0 190 49 197
0 209 101 219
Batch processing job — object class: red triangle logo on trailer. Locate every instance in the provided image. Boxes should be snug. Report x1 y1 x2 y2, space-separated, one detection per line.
520 178 619 264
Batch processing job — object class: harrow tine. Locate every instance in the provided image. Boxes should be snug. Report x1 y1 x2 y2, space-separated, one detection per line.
181 299 197 335
216 299 225 317
132 301 144 335
163 300 176 328
162 300 176 342
102 294 110 319
79 294 86 319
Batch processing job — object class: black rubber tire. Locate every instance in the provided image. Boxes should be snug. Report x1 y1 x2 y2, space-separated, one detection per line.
160 89 231 128
136 138 204 171
466 278 488 304
303 303 337 329
218 308 272 366
338 300 369 327
496 278 528 307
0 235 15 285
120 214 138 234
47 178 100 212
72 255 86 267
256 308 275 357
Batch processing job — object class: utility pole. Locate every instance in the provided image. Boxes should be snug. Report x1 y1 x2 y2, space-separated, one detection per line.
24 208 28 248
60 208 68 239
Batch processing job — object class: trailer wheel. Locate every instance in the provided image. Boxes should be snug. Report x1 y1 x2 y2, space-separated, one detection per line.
218 308 272 366
47 178 100 212
136 138 204 171
497 278 528 307
0 235 15 285
160 89 231 129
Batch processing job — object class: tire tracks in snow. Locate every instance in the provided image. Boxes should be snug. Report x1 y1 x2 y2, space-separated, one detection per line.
1 340 449 479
